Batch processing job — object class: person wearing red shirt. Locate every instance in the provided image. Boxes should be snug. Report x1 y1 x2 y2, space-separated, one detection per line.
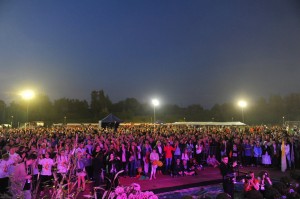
244 171 260 193
164 142 175 174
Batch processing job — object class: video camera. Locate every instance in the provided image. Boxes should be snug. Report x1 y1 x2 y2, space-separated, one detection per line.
245 174 252 180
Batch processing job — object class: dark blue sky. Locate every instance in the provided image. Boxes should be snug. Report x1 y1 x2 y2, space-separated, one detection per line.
1 1 300 108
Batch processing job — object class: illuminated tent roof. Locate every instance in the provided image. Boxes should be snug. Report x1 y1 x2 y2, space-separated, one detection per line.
101 113 123 123
172 121 246 126
100 113 123 129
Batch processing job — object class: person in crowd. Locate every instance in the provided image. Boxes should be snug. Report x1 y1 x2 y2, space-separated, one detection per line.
106 151 122 189
207 154 220 168
173 140 181 162
11 153 37 199
219 155 237 198
84 150 93 181
285 139 291 170
164 142 174 174
75 142 86 155
38 152 54 196
8 146 22 175
106 152 120 178
142 141 152 176
154 141 164 175
261 141 272 167
20 151 28 163
244 171 260 195
258 170 272 197
270 140 279 168
253 141 262 167
92 144 105 186
230 143 239 162
85 140 94 155
135 141 142 174
181 148 189 162
149 148 159 180
0 153 13 195
76 151 87 192
190 158 202 173
242 139 252 167
237 141 243 167
289 137 296 169
209 138 217 157
119 143 129 177
281 138 287 172
64 144 72 157
30 153 39 197
195 140 204 165
172 158 183 177
38 143 47 156
203 138 210 162
182 159 195 176
186 139 194 159
128 142 137 178
56 149 69 183
220 140 227 158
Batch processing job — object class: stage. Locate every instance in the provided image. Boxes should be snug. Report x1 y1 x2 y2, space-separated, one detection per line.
75 166 292 198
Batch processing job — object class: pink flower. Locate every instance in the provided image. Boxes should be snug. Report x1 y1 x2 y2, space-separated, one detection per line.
131 183 141 191
115 186 125 195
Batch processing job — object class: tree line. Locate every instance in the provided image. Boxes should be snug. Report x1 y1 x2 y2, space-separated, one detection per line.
0 90 300 127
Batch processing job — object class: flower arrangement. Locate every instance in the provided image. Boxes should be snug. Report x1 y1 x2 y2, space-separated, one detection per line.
108 183 158 199
97 170 157 199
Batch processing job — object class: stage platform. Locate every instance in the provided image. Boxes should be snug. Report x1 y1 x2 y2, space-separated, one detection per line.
119 166 292 194
70 166 294 198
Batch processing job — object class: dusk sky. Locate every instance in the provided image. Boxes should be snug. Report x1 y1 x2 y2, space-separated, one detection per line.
1 1 300 108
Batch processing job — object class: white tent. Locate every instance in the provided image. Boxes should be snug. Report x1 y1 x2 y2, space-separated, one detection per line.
172 121 246 126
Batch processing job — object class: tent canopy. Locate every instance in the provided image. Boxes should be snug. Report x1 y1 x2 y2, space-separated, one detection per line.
101 113 123 123
172 121 246 126
100 113 123 129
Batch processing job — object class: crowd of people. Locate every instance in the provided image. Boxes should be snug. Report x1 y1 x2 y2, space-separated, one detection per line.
0 124 299 198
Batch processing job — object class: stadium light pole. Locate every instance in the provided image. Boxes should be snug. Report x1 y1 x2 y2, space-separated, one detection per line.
238 100 247 123
282 116 285 126
152 99 159 127
21 90 35 130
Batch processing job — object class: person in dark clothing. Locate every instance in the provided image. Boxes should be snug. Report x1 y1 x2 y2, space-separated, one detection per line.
92 145 105 187
219 155 237 198
106 152 120 178
172 158 183 177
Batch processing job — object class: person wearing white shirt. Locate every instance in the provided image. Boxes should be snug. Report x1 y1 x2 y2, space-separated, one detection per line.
181 148 190 162
0 154 13 195
56 150 69 182
8 147 21 175
149 148 159 180
75 143 86 155
9 148 21 163
38 152 54 196
285 142 291 169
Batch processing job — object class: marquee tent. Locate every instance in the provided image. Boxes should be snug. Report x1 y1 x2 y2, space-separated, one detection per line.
99 113 123 129
172 121 246 126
